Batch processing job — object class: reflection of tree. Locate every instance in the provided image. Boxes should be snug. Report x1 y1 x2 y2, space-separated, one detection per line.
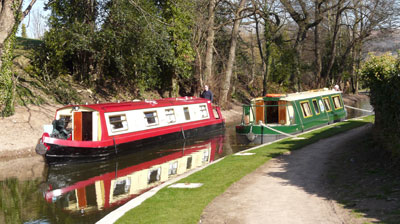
0 178 43 223
0 177 103 223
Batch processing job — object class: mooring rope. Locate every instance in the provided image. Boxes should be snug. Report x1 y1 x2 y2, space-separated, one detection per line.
344 105 374 113
258 121 304 139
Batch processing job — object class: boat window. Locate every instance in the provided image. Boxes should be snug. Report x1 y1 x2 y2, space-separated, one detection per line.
184 107 191 120
148 167 161 184
287 105 295 124
318 100 325 112
203 150 210 162
165 109 176 123
323 97 332 112
169 161 178 176
332 95 343 109
312 99 320 115
186 156 192 169
113 178 131 197
300 101 313 118
144 111 159 126
109 114 128 132
199 105 209 118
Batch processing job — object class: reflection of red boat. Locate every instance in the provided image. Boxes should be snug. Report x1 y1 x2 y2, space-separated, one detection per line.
35 97 224 163
44 135 224 214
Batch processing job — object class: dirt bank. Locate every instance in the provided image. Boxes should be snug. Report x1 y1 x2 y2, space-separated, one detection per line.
0 104 59 160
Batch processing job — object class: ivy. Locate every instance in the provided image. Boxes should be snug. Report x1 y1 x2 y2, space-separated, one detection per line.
0 1 22 117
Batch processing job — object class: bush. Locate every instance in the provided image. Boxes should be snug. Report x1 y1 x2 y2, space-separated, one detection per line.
360 53 400 157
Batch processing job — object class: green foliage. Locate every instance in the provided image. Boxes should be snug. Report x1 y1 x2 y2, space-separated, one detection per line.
360 53 400 157
0 2 21 117
34 0 195 97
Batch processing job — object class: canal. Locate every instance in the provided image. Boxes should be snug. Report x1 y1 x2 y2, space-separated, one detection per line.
0 98 372 223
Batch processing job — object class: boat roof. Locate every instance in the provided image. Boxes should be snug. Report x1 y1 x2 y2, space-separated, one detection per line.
254 88 342 102
57 97 210 113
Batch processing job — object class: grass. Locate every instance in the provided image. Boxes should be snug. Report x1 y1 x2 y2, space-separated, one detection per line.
115 116 374 223
15 37 42 50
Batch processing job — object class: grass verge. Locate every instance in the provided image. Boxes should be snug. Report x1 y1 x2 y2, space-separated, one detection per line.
117 116 374 224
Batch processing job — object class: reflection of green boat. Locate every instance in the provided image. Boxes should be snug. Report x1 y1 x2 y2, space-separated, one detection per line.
236 89 347 144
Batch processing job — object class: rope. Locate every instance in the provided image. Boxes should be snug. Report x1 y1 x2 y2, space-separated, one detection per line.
258 121 304 139
344 105 373 113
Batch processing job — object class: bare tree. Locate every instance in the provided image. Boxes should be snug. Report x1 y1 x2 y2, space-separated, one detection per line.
29 7 45 39
203 0 217 87
219 0 248 108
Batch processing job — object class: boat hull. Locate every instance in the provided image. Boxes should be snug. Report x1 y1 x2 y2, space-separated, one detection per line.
41 123 225 164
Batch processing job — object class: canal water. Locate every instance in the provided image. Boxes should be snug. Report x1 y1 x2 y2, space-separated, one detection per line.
0 98 372 224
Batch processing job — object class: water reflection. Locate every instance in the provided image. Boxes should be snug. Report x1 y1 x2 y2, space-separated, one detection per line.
41 134 224 221
345 97 373 119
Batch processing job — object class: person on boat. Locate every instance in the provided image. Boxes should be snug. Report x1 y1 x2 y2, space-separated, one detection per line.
333 85 340 91
201 85 213 102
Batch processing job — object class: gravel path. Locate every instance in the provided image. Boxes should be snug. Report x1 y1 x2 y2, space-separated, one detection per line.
200 125 371 224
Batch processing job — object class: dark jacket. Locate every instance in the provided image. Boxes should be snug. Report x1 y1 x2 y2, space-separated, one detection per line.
201 90 213 102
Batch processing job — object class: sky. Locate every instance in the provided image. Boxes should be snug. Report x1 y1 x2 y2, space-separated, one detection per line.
18 0 49 38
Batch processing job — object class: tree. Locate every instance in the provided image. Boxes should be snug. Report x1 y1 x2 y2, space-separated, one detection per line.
204 0 217 86
0 0 36 116
279 0 328 90
219 0 248 108
21 23 27 37
30 7 45 39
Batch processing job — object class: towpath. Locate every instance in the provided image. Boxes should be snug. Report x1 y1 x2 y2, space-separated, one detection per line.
200 125 372 224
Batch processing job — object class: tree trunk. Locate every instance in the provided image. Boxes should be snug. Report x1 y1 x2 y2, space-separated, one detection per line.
323 2 342 83
204 0 216 86
0 0 36 117
248 31 255 86
313 2 322 88
0 0 19 68
263 45 271 96
219 0 246 109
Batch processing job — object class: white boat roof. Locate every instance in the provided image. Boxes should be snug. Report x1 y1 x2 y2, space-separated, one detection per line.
252 88 342 102
282 89 342 101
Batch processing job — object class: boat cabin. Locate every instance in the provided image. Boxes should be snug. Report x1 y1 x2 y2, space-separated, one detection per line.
37 97 224 162
237 89 347 143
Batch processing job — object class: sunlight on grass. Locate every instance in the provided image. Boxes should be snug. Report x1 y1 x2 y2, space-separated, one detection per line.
116 116 374 224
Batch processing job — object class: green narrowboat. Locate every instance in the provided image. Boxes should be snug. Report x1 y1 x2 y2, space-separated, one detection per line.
236 88 347 144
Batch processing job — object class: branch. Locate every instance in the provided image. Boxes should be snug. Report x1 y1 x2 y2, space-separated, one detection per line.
21 0 37 21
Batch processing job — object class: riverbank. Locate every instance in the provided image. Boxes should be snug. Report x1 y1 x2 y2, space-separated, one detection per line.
0 94 368 160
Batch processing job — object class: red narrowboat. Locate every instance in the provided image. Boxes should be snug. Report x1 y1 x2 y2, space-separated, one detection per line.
35 97 225 163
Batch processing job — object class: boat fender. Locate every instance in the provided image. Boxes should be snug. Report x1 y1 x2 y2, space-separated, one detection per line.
246 125 256 141
246 132 256 142
35 138 48 155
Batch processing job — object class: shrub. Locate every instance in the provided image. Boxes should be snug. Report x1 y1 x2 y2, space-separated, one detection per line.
360 53 400 157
